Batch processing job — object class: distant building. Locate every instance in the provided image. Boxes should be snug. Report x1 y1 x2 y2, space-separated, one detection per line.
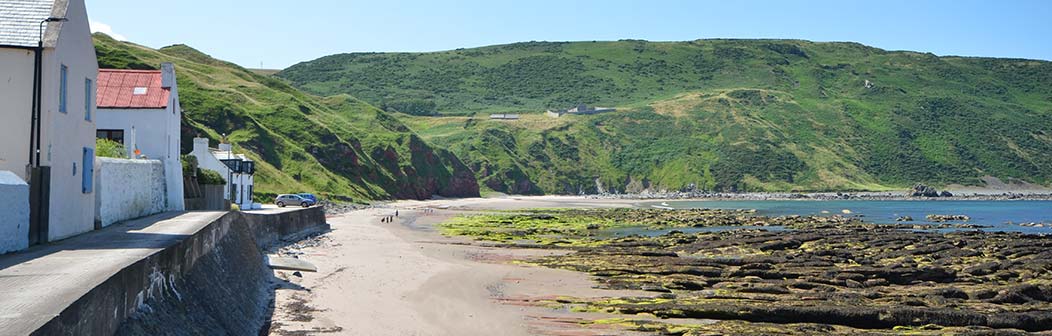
545 104 616 118
190 138 256 210
94 63 185 211
489 113 520 120
0 0 99 246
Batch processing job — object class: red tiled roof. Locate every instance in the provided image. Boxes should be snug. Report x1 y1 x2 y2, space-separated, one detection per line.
96 69 170 109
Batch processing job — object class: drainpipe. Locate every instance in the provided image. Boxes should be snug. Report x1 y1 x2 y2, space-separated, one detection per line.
32 17 66 167
30 40 42 166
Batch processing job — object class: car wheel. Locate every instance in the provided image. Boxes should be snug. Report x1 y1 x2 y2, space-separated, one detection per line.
277 201 285 207
301 202 309 207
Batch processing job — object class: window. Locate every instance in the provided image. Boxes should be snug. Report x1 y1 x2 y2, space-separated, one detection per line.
221 159 242 173
59 65 68 113
84 78 92 121
96 129 125 144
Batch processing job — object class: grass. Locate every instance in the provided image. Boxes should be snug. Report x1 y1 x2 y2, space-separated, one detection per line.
279 39 1052 193
93 33 479 201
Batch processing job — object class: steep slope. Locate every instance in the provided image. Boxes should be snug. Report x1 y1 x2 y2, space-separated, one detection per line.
93 34 479 201
280 39 1052 193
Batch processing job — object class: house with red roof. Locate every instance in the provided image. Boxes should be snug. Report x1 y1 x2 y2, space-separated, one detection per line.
95 63 185 211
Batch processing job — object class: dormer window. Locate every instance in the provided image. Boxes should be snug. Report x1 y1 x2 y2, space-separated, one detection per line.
133 87 148 95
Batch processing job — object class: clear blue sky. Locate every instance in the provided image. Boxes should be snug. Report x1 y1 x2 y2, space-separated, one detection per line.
86 0 1052 69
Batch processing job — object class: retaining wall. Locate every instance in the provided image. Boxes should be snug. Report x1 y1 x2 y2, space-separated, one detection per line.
31 207 327 336
95 158 167 228
0 171 29 254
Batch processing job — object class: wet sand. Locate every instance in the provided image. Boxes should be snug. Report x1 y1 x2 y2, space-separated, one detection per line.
267 197 660 336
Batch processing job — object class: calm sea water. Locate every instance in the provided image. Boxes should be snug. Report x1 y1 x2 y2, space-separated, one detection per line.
633 200 1052 234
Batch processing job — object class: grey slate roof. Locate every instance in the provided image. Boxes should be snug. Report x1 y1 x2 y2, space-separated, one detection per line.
0 0 56 47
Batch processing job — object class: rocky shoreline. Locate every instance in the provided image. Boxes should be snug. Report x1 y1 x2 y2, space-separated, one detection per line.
439 208 1052 335
582 190 1052 201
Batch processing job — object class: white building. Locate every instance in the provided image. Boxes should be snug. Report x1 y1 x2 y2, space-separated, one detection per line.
95 64 185 211
190 138 256 209
0 0 98 246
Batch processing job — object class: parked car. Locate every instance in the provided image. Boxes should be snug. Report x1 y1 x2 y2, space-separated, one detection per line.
297 193 318 203
275 194 315 208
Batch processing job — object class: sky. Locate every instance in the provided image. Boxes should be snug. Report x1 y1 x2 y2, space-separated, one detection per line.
85 0 1052 69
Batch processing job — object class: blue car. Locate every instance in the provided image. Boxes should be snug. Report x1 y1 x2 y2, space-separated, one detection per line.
297 193 318 203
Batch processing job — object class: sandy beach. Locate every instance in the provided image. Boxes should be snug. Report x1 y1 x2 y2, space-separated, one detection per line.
266 197 657 336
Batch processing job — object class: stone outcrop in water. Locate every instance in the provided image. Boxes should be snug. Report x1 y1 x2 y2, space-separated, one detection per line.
926 214 971 222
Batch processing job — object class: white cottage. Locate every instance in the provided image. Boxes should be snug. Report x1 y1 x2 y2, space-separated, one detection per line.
95 64 185 211
190 138 256 210
0 0 98 247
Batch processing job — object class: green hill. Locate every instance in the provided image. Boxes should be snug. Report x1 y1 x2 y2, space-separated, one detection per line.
277 39 1052 193
93 33 479 201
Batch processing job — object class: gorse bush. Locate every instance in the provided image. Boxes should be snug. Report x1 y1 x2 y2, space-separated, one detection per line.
96 138 126 159
197 168 226 185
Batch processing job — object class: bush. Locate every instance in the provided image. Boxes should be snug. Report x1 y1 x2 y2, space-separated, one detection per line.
197 168 226 185
181 154 198 176
96 138 126 158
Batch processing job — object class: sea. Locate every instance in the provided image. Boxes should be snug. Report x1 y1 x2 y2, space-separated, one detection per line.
607 200 1052 236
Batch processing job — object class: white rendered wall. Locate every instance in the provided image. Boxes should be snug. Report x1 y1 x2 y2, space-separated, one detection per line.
37 0 98 241
94 158 166 227
162 64 185 210
95 108 167 160
0 49 35 181
95 107 184 211
0 171 29 254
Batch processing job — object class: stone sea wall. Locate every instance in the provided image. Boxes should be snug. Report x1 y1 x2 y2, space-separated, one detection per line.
30 207 326 336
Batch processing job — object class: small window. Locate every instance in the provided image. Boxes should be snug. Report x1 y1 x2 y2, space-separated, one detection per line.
59 65 68 113
84 78 92 121
96 129 125 144
133 87 148 95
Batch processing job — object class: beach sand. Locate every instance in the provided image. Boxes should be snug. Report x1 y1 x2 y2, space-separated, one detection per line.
267 197 659 336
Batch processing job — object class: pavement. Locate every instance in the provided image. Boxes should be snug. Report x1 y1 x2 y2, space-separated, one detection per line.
0 211 227 335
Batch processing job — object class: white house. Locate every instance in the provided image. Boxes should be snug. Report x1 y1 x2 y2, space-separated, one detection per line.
95 64 185 211
190 138 256 209
0 0 98 246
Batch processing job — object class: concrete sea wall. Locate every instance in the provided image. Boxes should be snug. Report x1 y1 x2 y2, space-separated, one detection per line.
30 207 326 336
95 158 167 228
0 171 29 254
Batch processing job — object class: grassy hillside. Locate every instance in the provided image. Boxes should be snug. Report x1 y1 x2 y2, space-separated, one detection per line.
93 33 479 201
279 39 1052 193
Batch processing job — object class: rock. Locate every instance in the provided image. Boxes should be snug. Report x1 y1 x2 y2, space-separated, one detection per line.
845 279 865 288
926 214 970 222
641 284 672 293
910 184 941 197
940 191 954 197
896 216 914 222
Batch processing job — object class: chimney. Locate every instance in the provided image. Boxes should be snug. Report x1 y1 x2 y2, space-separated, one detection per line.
218 143 232 153
193 137 209 153
160 62 175 89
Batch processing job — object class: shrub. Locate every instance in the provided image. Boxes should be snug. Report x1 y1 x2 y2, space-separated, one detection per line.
96 138 126 158
197 168 226 185
181 154 198 176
